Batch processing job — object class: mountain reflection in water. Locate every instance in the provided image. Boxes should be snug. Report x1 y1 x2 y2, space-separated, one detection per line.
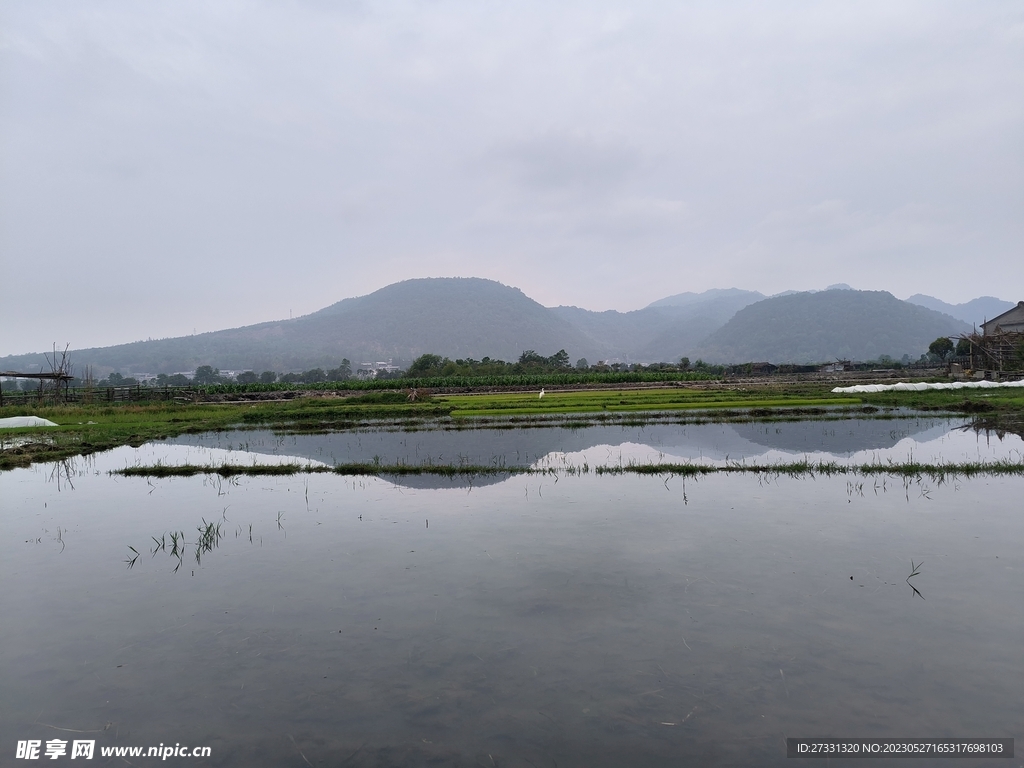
164 415 1023 488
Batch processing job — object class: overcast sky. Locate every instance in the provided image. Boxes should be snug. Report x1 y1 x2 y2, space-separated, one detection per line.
1 1 1021 356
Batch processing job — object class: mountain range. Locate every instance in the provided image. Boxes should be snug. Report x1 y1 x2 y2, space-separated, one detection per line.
904 294 1014 329
1 278 1008 375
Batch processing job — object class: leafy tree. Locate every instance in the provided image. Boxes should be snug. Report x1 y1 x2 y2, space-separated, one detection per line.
327 359 351 381
236 371 258 385
548 349 570 369
954 338 972 357
194 365 221 385
408 354 446 378
679 357 690 370
575 358 589 370
259 371 277 384
100 372 139 386
517 349 570 370
517 350 546 366
928 337 954 361
155 373 191 386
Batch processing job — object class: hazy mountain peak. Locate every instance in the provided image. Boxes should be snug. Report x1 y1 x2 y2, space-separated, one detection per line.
691 289 970 364
905 293 1014 328
645 288 763 309
314 277 523 316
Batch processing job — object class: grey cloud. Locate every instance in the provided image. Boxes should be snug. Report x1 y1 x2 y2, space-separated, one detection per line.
0 1 1021 354
489 134 639 192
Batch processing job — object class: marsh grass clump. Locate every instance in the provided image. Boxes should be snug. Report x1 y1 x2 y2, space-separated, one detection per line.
194 518 224 564
117 462 310 478
110 456 1024 481
906 560 925 599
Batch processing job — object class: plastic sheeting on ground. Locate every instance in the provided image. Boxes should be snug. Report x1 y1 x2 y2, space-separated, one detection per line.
832 379 1024 394
0 416 58 428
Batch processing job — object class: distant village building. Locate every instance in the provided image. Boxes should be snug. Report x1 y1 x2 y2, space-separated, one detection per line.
355 360 401 379
981 301 1024 335
821 360 851 373
969 300 1024 375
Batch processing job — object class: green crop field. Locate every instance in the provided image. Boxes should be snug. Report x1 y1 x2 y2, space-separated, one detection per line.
438 387 862 416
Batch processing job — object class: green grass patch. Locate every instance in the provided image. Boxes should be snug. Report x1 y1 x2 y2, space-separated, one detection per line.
441 387 862 416
203 370 716 395
857 387 1024 412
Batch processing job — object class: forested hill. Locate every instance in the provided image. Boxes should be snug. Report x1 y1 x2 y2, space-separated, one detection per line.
551 288 765 363
0 280 998 375
298 277 601 364
690 290 971 364
0 278 605 375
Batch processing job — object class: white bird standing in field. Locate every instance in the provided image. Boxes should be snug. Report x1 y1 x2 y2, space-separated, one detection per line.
539 388 545 399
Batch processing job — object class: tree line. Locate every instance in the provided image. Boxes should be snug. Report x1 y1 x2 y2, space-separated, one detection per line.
7 337 987 395
403 350 715 378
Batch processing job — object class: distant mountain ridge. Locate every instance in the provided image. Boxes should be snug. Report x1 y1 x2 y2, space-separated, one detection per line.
904 294 1014 329
645 288 764 310
0 279 1007 374
1 278 604 375
691 290 971 364
551 288 765 362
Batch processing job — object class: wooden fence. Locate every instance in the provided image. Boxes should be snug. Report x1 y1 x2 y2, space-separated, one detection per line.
0 385 198 406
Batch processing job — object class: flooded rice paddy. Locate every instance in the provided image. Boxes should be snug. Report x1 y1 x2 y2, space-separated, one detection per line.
164 414 1024 478
1 416 1022 766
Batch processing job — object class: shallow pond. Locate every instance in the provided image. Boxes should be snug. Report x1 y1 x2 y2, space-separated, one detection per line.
1 419 1022 766
161 415 1024 486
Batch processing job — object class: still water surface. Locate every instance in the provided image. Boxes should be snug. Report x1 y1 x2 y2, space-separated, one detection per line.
1 419 1021 766
163 415 1024 487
